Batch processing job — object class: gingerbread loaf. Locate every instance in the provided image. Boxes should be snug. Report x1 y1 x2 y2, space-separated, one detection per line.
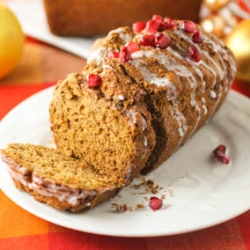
1 15 236 212
43 0 202 36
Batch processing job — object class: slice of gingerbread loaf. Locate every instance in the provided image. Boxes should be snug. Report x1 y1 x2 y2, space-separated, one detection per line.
49 62 156 181
1 15 236 212
1 143 122 212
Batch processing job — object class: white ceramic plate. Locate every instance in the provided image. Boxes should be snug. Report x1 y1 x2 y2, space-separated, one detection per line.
3 0 95 58
0 87 250 237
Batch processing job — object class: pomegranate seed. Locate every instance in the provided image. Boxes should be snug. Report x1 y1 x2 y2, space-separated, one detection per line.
180 20 196 33
108 51 119 59
86 74 102 87
146 19 161 34
125 42 140 54
140 34 156 47
155 33 171 49
132 21 146 33
160 17 177 30
216 144 227 153
119 46 131 63
192 30 203 44
152 14 163 22
149 196 163 211
187 45 201 62
213 144 231 164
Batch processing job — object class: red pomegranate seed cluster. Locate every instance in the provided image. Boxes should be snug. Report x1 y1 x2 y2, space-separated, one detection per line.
108 15 177 63
109 41 140 63
177 20 203 62
149 196 163 211
86 74 102 87
133 15 176 35
108 15 204 65
137 15 175 49
140 33 171 49
213 144 231 164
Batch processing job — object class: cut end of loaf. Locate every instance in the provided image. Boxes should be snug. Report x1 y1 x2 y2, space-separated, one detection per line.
50 67 156 184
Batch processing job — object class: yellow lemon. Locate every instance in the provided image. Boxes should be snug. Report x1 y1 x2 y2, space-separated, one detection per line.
0 3 24 80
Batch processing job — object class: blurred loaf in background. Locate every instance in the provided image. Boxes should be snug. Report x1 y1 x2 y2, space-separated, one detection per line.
43 0 202 37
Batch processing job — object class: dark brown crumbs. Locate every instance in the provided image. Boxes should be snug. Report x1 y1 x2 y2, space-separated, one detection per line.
132 178 161 194
133 183 143 189
137 203 145 209
146 179 154 185
110 203 132 213
150 187 158 194
132 178 147 189
110 177 170 212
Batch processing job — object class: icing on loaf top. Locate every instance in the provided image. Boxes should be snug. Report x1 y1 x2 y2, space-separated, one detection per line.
86 16 236 144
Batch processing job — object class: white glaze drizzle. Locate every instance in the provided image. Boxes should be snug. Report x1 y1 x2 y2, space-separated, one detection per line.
201 97 208 115
108 27 133 43
6 163 98 207
130 54 172 87
174 29 226 78
210 90 217 99
169 46 207 93
88 27 133 66
87 46 111 65
125 109 147 132
151 49 202 138
101 64 115 72
169 104 188 138
117 95 125 101
124 109 149 160
141 136 149 160
167 28 235 139
131 48 203 140
209 85 223 119
206 33 237 76
131 50 188 138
